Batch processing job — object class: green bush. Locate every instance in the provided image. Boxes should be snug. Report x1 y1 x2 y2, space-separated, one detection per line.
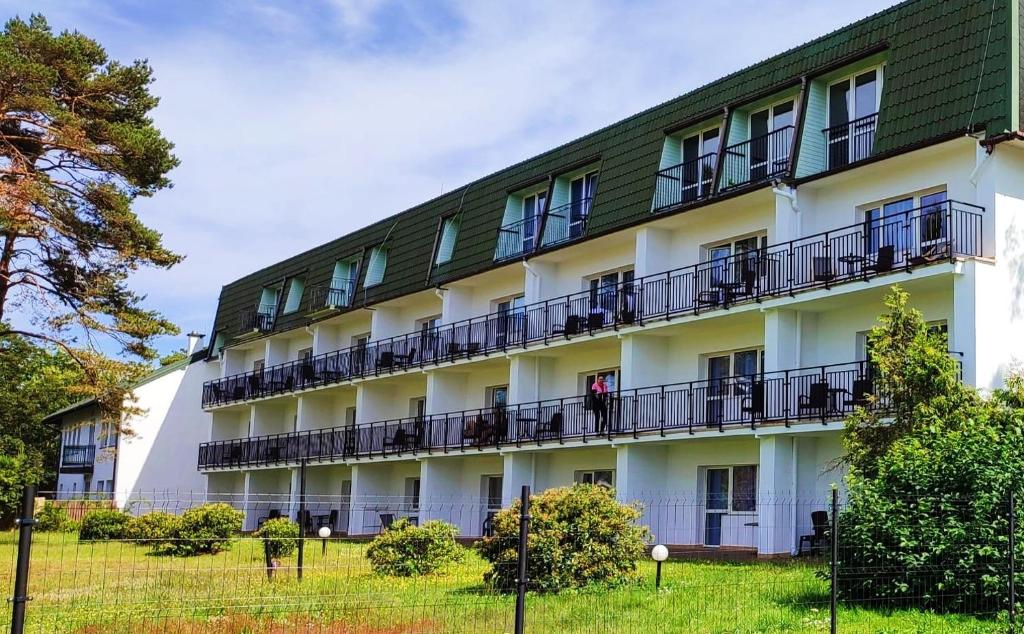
166 503 243 556
837 288 1024 612
127 511 181 552
78 509 131 541
255 518 299 559
35 502 77 532
477 484 649 593
366 518 463 576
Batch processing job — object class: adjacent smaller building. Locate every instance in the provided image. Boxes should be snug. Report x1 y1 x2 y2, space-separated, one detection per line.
46 333 217 508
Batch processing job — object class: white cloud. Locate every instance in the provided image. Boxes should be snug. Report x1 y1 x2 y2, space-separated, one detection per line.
1 0 898 355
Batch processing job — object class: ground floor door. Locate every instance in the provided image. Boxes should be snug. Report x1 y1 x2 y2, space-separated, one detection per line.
704 467 730 546
338 480 351 534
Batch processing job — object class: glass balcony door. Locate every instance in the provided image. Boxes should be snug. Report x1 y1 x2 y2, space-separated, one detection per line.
828 68 881 167
522 191 546 254
568 171 598 240
681 128 719 202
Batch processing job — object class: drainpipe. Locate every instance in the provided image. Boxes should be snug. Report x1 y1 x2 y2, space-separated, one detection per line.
771 185 799 213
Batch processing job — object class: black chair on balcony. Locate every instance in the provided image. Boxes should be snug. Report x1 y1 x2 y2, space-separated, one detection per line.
379 513 397 532
554 315 583 337
863 245 895 276
812 257 836 283
383 428 411 453
482 511 497 537
300 363 316 387
586 310 605 331
247 374 263 398
844 378 875 408
741 381 766 426
392 347 417 368
536 412 563 440
256 508 281 529
798 382 830 417
377 350 396 370
317 510 339 531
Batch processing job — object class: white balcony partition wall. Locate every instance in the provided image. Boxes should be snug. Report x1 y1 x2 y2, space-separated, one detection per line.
348 461 422 536
297 389 355 432
211 408 250 442
420 455 503 537
244 468 291 531
250 400 295 437
501 452 536 506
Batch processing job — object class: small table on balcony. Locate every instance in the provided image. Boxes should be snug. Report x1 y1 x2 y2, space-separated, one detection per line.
837 254 867 275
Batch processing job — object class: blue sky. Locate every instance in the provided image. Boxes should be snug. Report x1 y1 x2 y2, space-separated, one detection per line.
2 0 897 358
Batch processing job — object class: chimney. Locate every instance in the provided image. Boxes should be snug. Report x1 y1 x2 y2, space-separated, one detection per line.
186 331 205 355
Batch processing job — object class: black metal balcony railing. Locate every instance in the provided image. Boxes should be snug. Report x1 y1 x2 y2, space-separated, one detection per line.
539 198 593 248
61 445 96 470
309 279 357 311
202 200 985 409
824 112 878 170
494 216 540 262
652 152 718 212
198 360 880 469
719 126 794 191
237 303 276 333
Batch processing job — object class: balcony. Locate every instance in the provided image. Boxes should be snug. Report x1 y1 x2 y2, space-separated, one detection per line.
308 279 356 313
719 126 794 191
652 152 717 212
198 360 880 469
494 217 539 262
539 198 592 248
824 112 878 170
202 200 985 409
237 303 276 334
60 445 95 472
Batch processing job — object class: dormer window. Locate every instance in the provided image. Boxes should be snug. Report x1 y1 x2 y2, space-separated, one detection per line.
495 186 547 261
653 122 721 211
434 216 460 266
364 246 388 287
826 67 882 169
282 277 304 314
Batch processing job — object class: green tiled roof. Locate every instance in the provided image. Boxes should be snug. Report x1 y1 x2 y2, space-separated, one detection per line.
210 0 1017 345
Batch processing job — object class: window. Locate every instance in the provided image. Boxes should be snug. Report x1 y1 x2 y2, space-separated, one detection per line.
345 406 357 426
749 100 794 179
582 369 618 395
253 359 265 372
574 470 615 487
567 171 598 238
680 128 720 201
364 246 388 287
410 397 426 419
484 476 503 510
282 277 304 314
495 296 525 346
827 66 882 167
297 347 313 362
434 216 460 265
327 259 359 307
405 477 421 511
705 465 758 513
864 189 947 255
258 286 279 316
587 269 635 321
486 385 508 408
521 190 547 252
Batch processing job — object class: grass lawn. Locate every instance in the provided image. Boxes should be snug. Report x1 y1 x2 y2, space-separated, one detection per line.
0 532 1005 633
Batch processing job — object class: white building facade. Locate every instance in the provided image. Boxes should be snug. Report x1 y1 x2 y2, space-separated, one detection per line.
197 1 1024 555
50 334 217 509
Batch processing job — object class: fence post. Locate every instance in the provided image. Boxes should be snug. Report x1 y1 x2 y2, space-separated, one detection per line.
1010 489 1017 634
514 485 531 634
297 459 306 582
10 484 36 634
830 485 839 634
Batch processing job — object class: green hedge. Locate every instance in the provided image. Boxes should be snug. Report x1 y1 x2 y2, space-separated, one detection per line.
165 503 243 556
127 511 180 552
79 509 131 541
255 518 300 559
34 503 77 533
477 485 649 593
366 518 463 576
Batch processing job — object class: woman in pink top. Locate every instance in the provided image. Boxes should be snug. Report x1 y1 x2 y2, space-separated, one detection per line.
590 374 609 433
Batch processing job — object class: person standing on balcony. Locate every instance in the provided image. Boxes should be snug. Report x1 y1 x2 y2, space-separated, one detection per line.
590 374 610 433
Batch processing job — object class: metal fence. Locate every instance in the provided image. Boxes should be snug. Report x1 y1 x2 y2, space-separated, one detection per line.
3 486 1018 633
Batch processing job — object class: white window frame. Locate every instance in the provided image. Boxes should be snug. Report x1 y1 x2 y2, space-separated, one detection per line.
703 464 759 514
825 63 885 130
574 469 616 488
364 246 388 287
282 277 305 314
858 186 949 254
434 216 460 266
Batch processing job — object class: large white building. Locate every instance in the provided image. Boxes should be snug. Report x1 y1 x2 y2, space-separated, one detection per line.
48 333 217 509
196 0 1024 555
